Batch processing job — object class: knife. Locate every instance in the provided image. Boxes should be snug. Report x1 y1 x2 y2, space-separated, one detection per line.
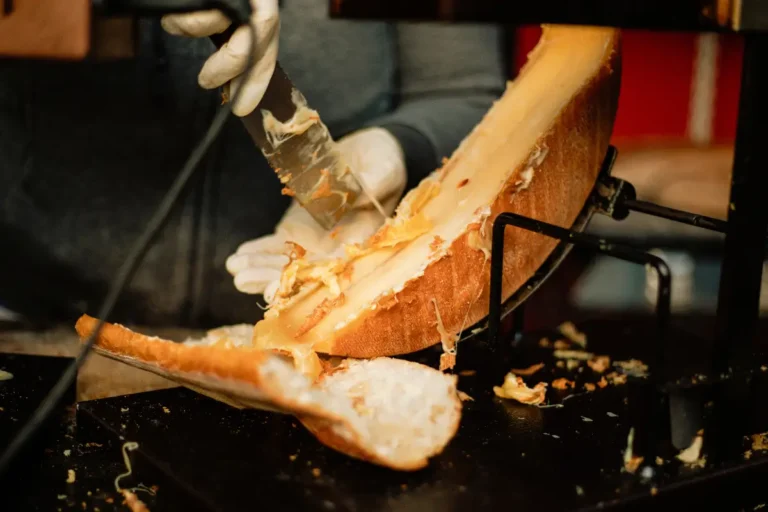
211 34 380 230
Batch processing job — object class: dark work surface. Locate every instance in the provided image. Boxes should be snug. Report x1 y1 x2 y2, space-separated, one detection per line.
5 315 768 511
0 353 76 508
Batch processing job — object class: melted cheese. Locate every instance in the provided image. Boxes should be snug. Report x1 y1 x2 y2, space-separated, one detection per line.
261 89 320 149
251 317 323 381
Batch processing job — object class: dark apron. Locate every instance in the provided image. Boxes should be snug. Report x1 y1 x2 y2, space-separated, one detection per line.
0 0 396 328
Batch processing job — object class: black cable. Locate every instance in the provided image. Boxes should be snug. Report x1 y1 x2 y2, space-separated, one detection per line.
0 12 256 476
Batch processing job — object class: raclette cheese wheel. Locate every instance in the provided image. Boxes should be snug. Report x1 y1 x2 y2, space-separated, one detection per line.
258 25 622 359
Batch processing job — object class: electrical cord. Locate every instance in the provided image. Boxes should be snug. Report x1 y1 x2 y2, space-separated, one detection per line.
0 5 256 477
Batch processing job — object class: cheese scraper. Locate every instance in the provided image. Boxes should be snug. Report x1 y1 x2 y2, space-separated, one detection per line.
211 35 378 230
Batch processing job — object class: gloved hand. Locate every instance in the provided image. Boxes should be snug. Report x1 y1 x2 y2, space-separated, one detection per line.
161 0 279 117
226 127 407 302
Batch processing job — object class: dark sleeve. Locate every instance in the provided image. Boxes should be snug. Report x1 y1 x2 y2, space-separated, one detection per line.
365 22 507 192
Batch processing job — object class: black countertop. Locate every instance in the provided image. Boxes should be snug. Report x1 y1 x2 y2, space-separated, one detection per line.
3 314 768 511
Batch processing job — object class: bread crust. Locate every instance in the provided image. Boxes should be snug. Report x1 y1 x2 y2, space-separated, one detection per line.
74 315 462 471
74 315 342 420
315 32 622 358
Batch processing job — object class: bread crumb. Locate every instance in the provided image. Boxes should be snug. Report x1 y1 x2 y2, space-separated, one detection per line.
553 340 571 350
312 468 322 478
597 377 608 388
556 361 565 368
744 450 752 460
761 365 767 372
538 337 551 348
511 363 544 376
64 449 71 457
587 356 610 374
575 485 584 496
558 321 587 348
552 378 575 390
289 454 298 461
66 469 76 483
162 407 170 414
566 359 581 371
457 391 474 402
584 383 596 392
493 373 548 405
650 486 658 496
655 456 664 465
0 370 13 381
459 370 476 377
281 186 295 197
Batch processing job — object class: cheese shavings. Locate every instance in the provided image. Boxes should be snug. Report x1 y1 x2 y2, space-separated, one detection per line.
272 242 349 310
553 349 594 360
114 440 158 512
122 490 150 512
587 356 610 374
511 363 545 376
261 89 320 149
431 299 458 372
557 321 587 348
623 427 643 473
493 373 548 405
751 431 768 451
677 430 706 468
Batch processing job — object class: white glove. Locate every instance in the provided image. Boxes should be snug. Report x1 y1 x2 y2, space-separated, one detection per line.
226 127 407 302
161 0 279 117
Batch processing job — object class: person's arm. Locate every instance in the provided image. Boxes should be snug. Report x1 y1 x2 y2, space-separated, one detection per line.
366 23 507 192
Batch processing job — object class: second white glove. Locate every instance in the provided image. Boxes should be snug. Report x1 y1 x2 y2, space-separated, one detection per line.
226 127 407 302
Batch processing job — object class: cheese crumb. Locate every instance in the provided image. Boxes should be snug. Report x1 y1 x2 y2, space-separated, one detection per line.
67 469 76 483
511 363 544 376
677 431 706 467
623 427 643 473
752 431 768 451
557 321 587 348
587 356 610 374
493 373 548 405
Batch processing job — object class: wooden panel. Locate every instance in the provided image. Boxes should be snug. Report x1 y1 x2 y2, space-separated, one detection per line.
0 0 90 60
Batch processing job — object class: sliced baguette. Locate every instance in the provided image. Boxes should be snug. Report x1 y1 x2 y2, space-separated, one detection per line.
75 315 461 471
258 25 622 358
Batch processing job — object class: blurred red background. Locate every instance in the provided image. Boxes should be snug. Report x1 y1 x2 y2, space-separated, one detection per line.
514 27 743 147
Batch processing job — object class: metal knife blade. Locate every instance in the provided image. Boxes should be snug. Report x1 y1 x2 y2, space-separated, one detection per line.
211 34 369 230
